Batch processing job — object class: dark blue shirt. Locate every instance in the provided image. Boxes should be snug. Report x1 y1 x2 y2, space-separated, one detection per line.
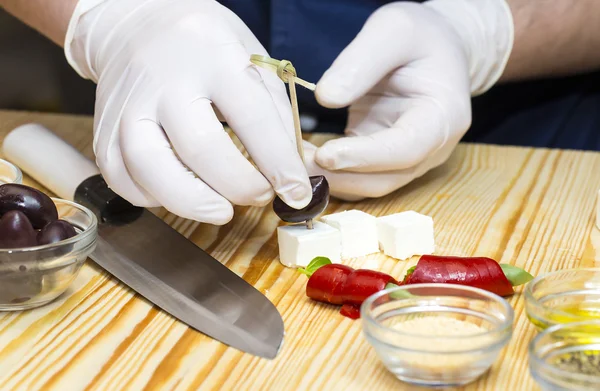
220 0 600 151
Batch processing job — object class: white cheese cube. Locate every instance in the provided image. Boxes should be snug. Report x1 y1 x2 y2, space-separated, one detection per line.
277 222 341 268
376 211 435 260
320 210 379 258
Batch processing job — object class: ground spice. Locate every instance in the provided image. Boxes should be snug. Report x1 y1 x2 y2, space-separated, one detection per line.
390 316 494 371
393 316 489 337
554 350 600 376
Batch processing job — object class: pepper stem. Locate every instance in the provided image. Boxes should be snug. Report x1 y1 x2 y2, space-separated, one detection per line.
400 265 417 284
297 256 332 277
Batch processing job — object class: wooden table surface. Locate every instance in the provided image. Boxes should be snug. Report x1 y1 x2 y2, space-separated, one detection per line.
0 110 599 391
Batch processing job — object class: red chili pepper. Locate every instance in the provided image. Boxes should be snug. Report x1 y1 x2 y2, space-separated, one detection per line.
305 263 396 318
341 269 398 306
300 255 532 320
340 304 361 319
402 255 514 297
306 264 353 305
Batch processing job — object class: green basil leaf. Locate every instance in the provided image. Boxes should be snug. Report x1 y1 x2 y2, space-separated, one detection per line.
398 265 417 284
297 256 332 277
500 263 534 286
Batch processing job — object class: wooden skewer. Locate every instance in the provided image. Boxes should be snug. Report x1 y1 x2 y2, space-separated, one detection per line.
250 55 316 229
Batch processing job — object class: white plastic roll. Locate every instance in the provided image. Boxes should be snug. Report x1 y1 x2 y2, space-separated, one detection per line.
2 123 100 200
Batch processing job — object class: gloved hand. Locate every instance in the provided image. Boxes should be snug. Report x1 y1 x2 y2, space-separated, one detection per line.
309 0 514 201
64 0 312 224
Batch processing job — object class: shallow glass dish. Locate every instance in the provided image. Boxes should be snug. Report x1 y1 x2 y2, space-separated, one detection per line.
361 284 513 388
0 158 22 184
529 320 600 390
0 198 97 310
525 268 600 330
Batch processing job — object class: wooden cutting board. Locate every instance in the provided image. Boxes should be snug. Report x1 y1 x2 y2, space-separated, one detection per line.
0 109 599 391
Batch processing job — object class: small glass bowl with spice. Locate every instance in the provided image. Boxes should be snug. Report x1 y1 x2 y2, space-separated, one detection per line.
361 283 514 388
529 320 600 390
525 268 600 330
0 183 97 310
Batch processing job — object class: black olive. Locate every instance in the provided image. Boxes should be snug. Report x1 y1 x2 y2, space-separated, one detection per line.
0 184 58 229
37 220 77 245
0 210 37 248
273 175 329 223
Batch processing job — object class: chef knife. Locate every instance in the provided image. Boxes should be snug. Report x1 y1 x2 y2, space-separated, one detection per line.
2 123 284 359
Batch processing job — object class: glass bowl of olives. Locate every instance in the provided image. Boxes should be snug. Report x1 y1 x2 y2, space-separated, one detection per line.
0 158 22 184
0 183 97 310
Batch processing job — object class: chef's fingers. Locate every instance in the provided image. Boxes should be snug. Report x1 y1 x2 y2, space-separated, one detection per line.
94 138 160 207
92 77 160 208
119 118 234 225
315 8 415 108
314 99 448 172
303 141 422 200
343 94 415 137
210 48 312 210
159 95 273 206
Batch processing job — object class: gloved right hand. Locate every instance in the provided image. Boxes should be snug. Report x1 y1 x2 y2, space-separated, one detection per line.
304 0 513 201
64 0 312 224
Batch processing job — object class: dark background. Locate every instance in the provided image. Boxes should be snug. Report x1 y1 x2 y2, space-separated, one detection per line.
0 9 95 115
3 7 600 151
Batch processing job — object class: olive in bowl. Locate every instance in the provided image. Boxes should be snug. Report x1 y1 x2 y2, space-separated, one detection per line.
0 183 58 229
0 183 97 310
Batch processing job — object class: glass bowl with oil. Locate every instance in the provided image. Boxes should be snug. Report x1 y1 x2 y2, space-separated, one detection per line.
529 320 600 390
525 268 600 330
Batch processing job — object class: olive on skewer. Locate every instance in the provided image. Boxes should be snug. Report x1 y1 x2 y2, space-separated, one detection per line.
249 55 330 228
273 175 329 227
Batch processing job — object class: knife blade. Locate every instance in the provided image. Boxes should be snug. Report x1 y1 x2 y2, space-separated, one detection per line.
2 123 284 359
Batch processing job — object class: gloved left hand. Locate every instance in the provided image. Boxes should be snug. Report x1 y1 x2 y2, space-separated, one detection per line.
63 0 312 224
307 0 513 201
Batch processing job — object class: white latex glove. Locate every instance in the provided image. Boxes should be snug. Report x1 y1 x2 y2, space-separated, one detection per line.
309 0 514 201
64 0 312 224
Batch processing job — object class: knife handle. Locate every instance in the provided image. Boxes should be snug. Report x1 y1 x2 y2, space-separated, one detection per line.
2 123 142 223
2 123 99 200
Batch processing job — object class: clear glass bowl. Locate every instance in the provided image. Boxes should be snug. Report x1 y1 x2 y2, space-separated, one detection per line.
529 320 600 390
361 284 514 388
525 268 600 330
0 158 22 184
0 198 97 310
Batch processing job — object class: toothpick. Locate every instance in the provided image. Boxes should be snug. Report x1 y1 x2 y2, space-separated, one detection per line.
250 55 315 163
250 55 316 229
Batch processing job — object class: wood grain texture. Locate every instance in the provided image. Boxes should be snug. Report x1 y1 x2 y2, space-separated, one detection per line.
0 109 599 391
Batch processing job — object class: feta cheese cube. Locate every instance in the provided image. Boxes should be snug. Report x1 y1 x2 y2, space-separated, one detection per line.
277 222 341 267
376 211 435 260
320 210 379 258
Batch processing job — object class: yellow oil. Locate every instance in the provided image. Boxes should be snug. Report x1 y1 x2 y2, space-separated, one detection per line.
528 303 600 330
